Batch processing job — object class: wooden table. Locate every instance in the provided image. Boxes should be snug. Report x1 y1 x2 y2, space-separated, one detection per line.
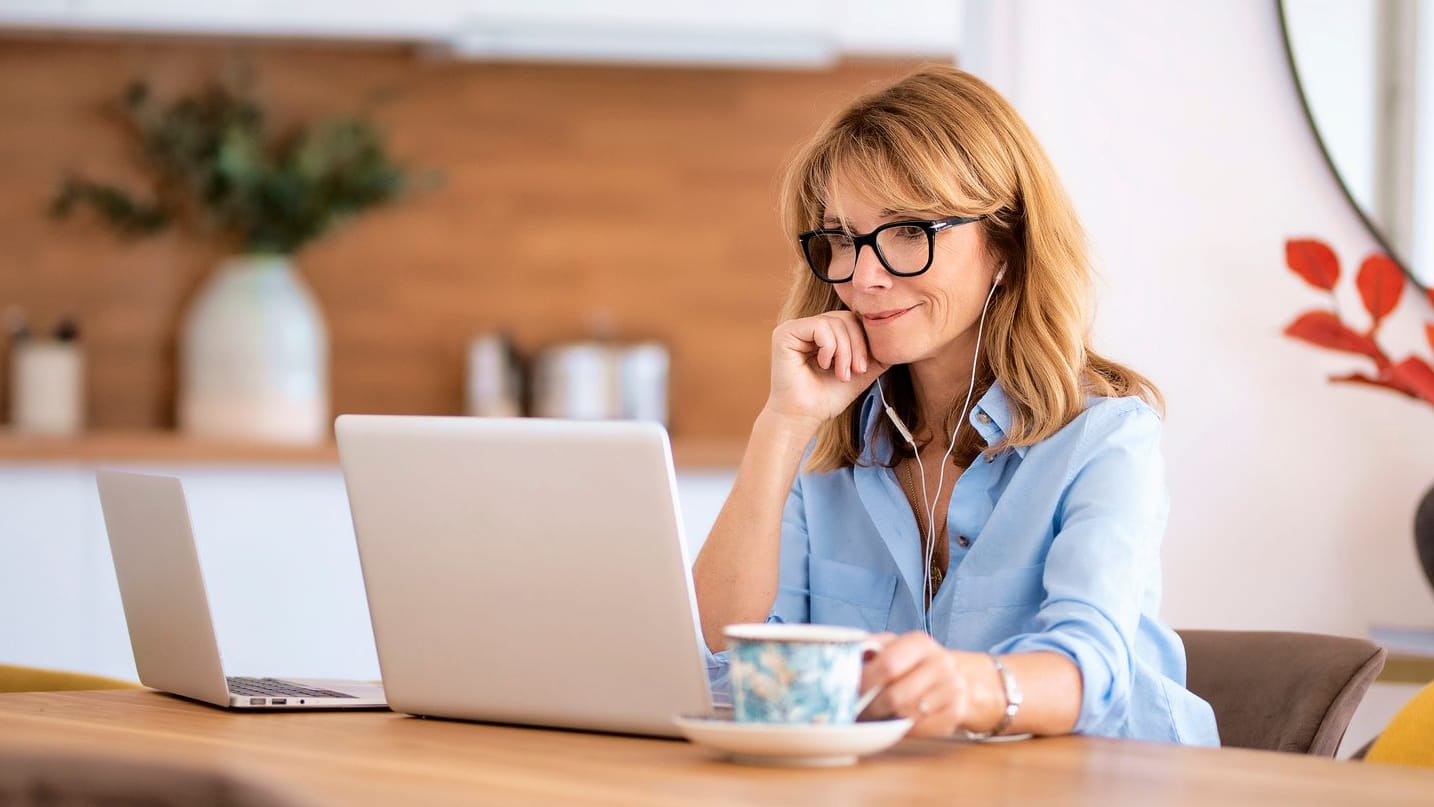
1 690 1431 805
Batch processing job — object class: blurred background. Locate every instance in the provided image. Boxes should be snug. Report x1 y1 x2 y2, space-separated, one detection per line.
1 0 1432 757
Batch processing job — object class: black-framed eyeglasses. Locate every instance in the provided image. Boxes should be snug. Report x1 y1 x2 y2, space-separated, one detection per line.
797 215 984 283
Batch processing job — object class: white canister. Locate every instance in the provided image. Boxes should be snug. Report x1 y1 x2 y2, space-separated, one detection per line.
619 342 669 425
10 338 84 435
466 333 522 418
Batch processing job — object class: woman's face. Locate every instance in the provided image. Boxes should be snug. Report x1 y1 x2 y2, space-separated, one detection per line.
826 178 1001 370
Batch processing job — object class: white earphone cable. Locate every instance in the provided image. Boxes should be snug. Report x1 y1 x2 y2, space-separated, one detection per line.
876 277 1000 637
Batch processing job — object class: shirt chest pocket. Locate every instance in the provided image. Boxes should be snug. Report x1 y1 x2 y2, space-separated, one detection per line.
952 562 1047 611
807 556 898 632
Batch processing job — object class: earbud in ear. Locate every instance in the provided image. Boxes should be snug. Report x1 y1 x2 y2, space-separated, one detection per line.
994 266 1006 285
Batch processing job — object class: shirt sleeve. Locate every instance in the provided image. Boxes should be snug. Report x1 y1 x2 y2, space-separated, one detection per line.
988 403 1167 735
702 468 813 704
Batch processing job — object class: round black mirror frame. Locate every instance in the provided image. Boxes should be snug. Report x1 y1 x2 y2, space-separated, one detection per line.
1275 0 1431 292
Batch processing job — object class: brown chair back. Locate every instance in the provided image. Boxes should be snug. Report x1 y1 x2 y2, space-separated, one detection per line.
1177 629 1385 756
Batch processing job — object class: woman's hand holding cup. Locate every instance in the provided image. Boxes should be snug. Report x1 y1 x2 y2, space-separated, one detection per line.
860 631 1000 738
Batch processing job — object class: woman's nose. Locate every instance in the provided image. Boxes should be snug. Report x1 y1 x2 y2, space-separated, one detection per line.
851 244 891 289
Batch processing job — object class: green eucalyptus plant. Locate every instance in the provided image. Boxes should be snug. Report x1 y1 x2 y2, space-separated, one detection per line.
51 79 411 255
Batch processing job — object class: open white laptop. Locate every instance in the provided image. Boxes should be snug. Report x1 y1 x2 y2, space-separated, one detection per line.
334 415 714 737
95 470 387 710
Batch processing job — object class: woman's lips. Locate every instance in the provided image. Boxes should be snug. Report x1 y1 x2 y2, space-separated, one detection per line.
862 305 917 325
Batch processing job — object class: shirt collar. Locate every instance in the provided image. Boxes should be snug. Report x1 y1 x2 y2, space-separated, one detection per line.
857 374 1025 463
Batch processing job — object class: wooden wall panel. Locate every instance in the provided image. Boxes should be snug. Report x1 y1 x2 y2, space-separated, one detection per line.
0 35 921 443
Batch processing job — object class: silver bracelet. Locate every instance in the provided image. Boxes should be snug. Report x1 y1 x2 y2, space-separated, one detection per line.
962 655 1023 741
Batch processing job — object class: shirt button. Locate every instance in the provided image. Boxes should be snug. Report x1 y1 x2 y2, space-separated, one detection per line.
985 452 996 463
977 412 991 424
956 535 971 548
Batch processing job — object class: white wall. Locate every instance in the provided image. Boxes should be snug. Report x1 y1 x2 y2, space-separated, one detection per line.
1412 1 1434 288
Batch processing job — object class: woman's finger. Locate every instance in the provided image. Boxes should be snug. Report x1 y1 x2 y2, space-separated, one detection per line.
878 651 958 722
863 632 898 661
834 310 891 382
822 315 853 381
833 312 870 376
861 632 939 693
811 318 836 370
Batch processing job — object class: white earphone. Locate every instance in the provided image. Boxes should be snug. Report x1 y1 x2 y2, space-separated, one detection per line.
876 272 1001 637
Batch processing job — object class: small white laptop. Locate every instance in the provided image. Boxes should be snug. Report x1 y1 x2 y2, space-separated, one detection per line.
335 415 714 737
95 470 387 710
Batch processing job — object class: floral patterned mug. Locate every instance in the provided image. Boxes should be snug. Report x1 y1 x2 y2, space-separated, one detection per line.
724 623 883 725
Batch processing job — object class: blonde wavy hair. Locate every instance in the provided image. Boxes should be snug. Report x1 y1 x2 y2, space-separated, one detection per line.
779 64 1161 473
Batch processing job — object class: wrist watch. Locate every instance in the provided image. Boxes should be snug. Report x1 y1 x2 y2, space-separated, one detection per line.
963 654 1022 741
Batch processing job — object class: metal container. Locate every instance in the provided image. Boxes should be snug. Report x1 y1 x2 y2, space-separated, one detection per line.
531 342 621 420
618 341 669 425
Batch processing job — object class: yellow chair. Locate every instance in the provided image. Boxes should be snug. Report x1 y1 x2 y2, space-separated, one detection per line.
1365 681 1434 768
0 663 140 693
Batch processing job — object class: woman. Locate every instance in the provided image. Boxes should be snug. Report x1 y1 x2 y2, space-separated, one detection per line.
691 65 1219 745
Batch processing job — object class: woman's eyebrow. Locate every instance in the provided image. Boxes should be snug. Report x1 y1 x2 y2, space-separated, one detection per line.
821 209 908 228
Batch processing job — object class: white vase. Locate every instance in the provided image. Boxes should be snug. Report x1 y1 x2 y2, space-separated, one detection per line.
178 255 329 443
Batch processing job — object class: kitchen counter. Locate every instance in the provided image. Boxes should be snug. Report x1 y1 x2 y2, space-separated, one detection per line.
0 433 738 683
0 430 746 469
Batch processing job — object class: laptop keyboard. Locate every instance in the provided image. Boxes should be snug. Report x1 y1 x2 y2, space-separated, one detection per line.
226 677 356 699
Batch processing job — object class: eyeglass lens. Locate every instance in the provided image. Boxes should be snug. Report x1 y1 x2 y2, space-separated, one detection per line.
806 225 932 281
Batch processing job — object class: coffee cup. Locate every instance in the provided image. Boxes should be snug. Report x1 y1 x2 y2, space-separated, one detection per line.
724 623 884 725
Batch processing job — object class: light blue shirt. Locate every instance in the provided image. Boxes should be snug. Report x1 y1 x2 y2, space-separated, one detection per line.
705 378 1220 746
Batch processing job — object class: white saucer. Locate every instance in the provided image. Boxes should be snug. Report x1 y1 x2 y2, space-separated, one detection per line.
672 714 914 767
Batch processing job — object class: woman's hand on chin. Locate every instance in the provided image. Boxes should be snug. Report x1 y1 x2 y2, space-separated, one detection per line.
765 311 889 429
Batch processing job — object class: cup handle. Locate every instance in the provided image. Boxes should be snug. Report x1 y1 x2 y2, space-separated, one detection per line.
854 682 885 718
854 637 886 718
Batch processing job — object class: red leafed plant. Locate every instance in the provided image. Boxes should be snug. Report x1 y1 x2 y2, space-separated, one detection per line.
1284 238 1434 406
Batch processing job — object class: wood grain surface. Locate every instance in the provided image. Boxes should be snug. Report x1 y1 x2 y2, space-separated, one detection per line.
0 35 921 447
1 689 1431 806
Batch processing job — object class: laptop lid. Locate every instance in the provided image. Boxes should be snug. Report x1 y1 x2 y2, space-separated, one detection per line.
335 415 713 736
96 470 388 710
96 470 231 706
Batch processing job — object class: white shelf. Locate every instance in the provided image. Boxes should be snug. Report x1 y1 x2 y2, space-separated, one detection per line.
0 0 964 67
